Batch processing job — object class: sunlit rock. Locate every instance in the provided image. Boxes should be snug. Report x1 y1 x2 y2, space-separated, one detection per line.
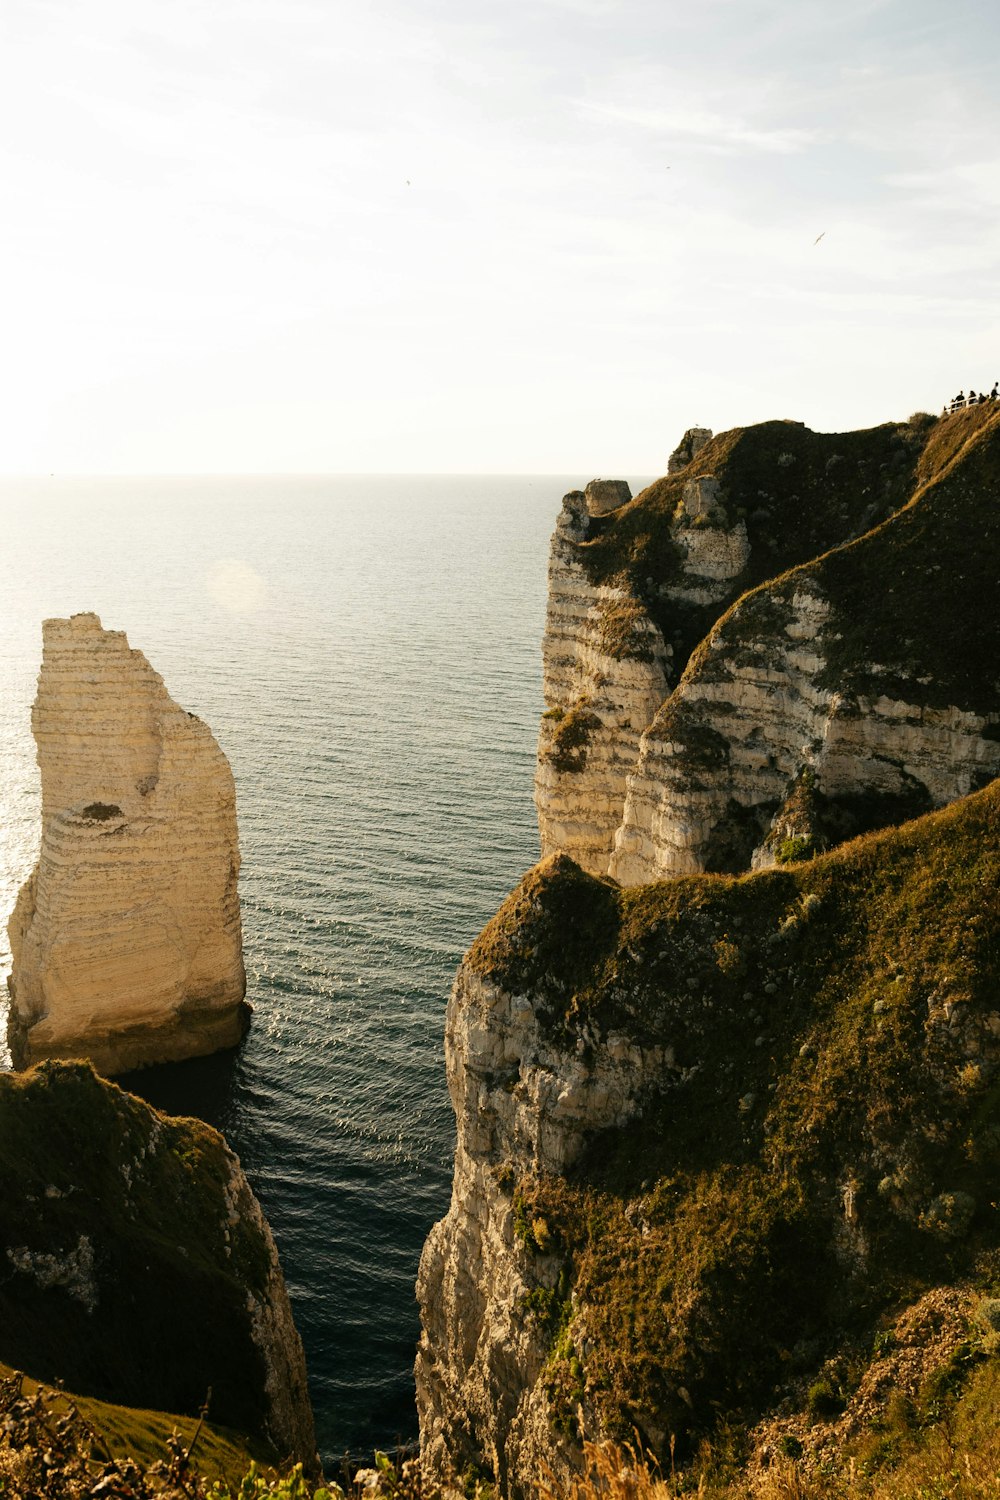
7 613 248 1074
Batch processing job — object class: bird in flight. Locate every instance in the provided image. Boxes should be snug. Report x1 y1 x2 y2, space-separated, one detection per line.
814 232 826 245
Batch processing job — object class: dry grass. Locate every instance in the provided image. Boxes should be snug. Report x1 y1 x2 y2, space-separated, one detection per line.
538 1426 1000 1500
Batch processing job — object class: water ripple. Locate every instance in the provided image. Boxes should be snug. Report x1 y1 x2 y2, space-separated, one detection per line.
0 473 651 1462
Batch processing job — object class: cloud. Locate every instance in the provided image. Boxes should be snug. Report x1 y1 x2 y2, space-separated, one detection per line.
573 98 823 154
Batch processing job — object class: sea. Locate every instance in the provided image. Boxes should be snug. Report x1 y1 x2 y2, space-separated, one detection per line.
0 475 648 1467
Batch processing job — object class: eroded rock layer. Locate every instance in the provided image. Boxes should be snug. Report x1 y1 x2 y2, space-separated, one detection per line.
7 613 247 1074
536 491 671 875
536 407 1000 883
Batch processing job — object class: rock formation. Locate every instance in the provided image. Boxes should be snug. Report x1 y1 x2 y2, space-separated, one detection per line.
416 858 669 1492
583 478 632 516
0 1059 316 1466
419 404 1000 1496
7 613 248 1074
418 782 1000 1496
667 424 712 473
535 489 671 876
536 406 1000 883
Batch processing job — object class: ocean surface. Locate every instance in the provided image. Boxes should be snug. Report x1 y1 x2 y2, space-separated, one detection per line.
0 474 648 1466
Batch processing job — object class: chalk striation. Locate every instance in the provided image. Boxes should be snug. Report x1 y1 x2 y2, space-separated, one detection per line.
7 613 248 1075
536 407 1000 884
416 861 667 1493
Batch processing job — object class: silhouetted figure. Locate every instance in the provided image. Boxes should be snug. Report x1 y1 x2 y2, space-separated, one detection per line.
991 383 998 400
952 391 965 411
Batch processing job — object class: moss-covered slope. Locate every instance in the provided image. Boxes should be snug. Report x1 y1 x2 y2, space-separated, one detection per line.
0 1061 315 1466
467 777 1000 1463
0 1359 268 1490
681 402 1000 714
575 411 945 668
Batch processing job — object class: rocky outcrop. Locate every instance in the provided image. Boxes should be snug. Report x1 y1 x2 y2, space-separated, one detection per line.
583 479 632 516
418 782 1000 1496
610 580 1000 884
7 613 248 1074
611 411 1000 883
0 1060 316 1467
417 859 669 1494
537 407 1000 885
535 492 671 875
667 425 712 473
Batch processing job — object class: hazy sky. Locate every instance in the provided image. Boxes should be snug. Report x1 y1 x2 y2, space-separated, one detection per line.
2 0 998 473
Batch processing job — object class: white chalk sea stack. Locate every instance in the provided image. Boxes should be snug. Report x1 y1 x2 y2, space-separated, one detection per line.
7 613 248 1075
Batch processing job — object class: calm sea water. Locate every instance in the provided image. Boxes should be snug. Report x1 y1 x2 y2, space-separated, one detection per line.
0 475 648 1465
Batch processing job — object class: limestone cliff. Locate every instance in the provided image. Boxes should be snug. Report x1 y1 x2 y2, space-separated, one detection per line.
0 1060 316 1467
419 404 1000 1498
535 487 671 875
536 406 1000 882
418 783 1000 1496
7 612 248 1074
416 859 669 1492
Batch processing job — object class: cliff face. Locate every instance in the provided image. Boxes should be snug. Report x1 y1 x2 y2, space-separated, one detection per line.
536 407 1000 883
535 490 671 876
7 613 248 1074
418 784 1000 1496
419 405 1000 1497
0 1060 316 1467
416 861 670 1491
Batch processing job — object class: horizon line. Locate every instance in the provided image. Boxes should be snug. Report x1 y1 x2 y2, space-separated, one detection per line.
0 469 656 481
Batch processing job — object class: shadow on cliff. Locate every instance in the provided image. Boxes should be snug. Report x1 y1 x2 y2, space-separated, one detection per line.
469 779 1000 1464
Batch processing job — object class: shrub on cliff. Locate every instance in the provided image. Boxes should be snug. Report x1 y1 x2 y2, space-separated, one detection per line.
0 1364 334 1499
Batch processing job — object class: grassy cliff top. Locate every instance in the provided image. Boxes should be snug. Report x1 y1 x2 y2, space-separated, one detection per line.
567 405 1000 717
678 402 1000 712
574 413 937 629
469 779 1000 1462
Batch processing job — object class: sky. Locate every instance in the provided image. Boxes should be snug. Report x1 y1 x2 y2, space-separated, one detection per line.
1 0 998 474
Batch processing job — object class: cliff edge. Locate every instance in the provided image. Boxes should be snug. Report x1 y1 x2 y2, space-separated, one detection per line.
0 1060 316 1467
418 782 1000 1495
7 612 248 1074
419 405 1000 1497
536 406 1000 882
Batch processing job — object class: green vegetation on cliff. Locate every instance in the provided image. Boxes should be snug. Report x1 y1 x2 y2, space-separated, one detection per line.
571 412 944 668
0 1360 265 1490
0 1362 335 1498
814 403 1000 710
678 402 1000 716
0 1062 311 1460
565 405 1000 743
471 779 1000 1482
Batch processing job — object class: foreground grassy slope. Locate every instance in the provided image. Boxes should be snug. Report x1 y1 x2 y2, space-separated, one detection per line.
0 1359 265 1489
469 777 1000 1475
